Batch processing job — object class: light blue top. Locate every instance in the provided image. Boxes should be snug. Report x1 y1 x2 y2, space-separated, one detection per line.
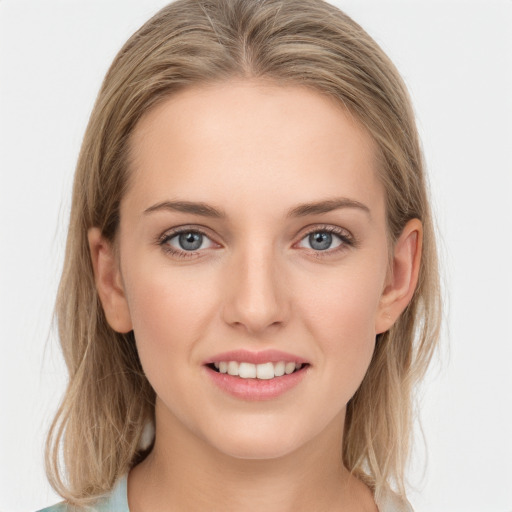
36 473 413 512
36 475 129 512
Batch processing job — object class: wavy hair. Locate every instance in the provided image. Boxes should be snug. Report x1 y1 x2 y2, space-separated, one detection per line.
46 0 441 505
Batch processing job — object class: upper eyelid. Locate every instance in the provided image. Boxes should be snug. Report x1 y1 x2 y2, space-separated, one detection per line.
296 224 353 240
158 225 218 243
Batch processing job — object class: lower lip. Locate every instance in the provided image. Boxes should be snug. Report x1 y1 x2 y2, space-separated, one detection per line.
204 365 309 401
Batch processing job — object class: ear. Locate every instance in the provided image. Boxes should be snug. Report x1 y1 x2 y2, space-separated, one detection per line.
88 227 133 333
375 218 422 334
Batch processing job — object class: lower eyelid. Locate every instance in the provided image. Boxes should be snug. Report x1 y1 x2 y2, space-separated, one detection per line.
158 228 222 258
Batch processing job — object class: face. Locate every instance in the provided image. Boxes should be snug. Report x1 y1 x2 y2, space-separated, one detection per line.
105 81 395 460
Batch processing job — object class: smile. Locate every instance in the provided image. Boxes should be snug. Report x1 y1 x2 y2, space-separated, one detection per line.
203 349 310 400
209 361 305 380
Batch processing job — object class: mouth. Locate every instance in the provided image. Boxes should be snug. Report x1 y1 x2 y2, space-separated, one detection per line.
203 349 310 399
206 361 309 380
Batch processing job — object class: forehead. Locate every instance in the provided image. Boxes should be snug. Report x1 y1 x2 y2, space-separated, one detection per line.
125 80 384 219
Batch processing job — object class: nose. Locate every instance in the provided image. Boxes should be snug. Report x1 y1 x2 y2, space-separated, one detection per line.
222 242 289 336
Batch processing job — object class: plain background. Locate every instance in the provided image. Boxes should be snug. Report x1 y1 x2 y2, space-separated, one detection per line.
0 1 511 511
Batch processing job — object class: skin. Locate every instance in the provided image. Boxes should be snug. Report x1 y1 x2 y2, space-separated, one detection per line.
89 81 422 512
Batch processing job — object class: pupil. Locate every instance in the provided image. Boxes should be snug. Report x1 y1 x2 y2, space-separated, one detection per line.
309 232 332 250
179 232 202 250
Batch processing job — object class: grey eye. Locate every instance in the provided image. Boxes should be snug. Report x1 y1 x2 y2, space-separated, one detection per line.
166 231 214 251
298 231 343 251
178 232 203 250
309 232 332 250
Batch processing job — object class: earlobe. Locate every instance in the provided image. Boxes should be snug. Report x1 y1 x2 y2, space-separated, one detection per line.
87 227 133 333
375 218 422 334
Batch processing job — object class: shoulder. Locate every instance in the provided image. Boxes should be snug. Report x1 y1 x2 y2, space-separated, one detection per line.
35 500 110 512
36 505 68 512
35 474 129 512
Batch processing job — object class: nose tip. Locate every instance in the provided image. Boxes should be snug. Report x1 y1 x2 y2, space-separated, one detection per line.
229 293 283 335
222 250 288 335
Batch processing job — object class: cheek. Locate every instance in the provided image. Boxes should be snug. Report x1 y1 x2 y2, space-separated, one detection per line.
121 261 218 373
297 264 385 395
301 261 384 336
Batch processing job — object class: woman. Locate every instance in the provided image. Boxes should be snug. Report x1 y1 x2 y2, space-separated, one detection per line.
38 0 441 510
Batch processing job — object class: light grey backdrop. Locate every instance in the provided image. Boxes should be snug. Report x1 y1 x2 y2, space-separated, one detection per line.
1 1 511 511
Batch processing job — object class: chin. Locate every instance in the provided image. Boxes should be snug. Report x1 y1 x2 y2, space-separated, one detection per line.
215 434 302 460
201 416 315 461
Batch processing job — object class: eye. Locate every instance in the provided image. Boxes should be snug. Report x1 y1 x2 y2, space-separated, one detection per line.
159 228 218 257
296 227 353 253
170 231 209 251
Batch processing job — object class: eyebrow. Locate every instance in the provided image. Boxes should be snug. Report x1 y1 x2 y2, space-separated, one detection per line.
143 197 371 219
286 198 371 218
144 201 225 218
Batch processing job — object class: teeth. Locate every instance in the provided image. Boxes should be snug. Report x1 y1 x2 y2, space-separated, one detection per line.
285 362 296 375
227 361 239 376
213 361 305 379
256 362 274 380
274 361 285 377
239 362 257 378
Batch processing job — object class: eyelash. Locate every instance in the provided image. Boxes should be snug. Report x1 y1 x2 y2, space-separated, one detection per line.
157 225 356 259
157 226 214 259
298 225 355 258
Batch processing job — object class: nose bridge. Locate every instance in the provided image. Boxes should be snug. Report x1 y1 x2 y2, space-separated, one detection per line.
223 236 287 334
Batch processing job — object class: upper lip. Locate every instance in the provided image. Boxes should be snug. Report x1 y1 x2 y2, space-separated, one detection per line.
203 349 309 365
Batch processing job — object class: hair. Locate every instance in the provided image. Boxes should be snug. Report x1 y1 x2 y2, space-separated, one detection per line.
46 0 441 506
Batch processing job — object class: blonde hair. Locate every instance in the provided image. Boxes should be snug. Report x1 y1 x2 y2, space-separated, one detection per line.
46 0 441 505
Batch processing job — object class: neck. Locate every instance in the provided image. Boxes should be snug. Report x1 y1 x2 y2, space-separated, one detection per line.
128 401 376 512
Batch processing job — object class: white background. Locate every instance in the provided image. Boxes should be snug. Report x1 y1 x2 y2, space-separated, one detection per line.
1 1 511 511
